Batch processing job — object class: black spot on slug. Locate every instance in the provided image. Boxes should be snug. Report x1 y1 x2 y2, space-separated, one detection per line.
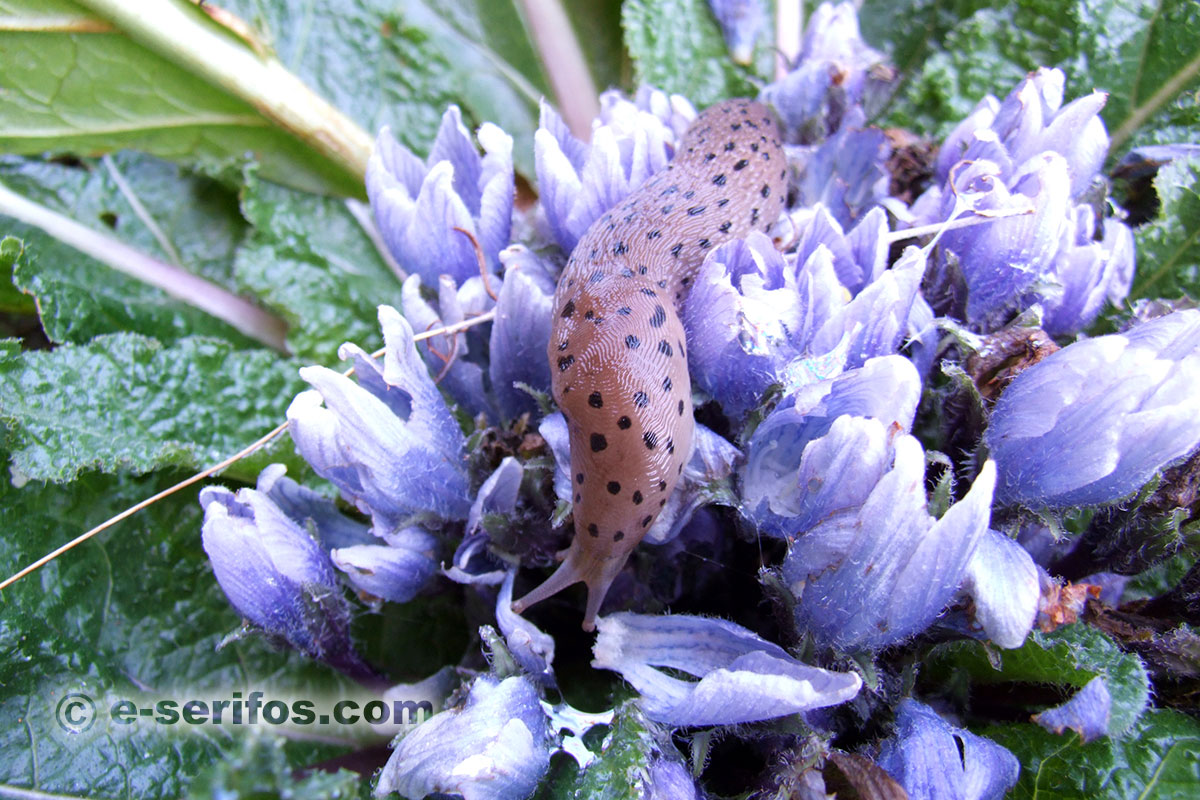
576 472 584 484
558 355 574 371
663 375 673 392
587 523 599 537
650 306 667 328
687 205 706 216
641 515 653 527
632 491 643 505
641 288 657 297
659 480 668 491
614 531 625 541
734 159 749 171
589 270 604 284
558 340 569 351
644 431 657 449
626 334 640 349
719 221 732 233
588 391 603 408
607 481 621 495
590 433 607 452
713 174 726 185
659 340 673 356
670 243 683 258
617 306 631 315
618 416 632 429
561 300 575 318
633 391 649 408
678 399 685 415
761 184 771 198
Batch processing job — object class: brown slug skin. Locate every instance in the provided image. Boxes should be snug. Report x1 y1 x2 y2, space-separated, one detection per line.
512 98 788 630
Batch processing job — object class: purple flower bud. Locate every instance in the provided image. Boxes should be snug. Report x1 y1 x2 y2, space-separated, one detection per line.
199 483 371 679
536 89 695 252
762 2 892 142
1034 676 1112 743
708 0 765 64
986 310 1200 508
744 357 922 537
783 435 996 651
401 272 495 416
367 107 514 285
959 529 1040 648
592 613 861 726
376 675 551 800
468 457 524 537
255 463 373 551
330 526 438 604
935 154 1072 320
791 124 892 230
1038 212 1135 336
489 246 557 420
790 204 888 295
875 700 1020 800
287 306 471 530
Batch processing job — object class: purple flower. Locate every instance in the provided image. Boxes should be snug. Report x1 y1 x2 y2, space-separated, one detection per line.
782 432 996 651
367 106 514 285
913 68 1124 329
400 272 497 416
761 1 893 143
935 68 1108 198
330 526 438 604
875 700 1019 800
468 456 524 537
744 356 922 537
985 310 1200 508
536 88 695 252
958 529 1040 649
254 462 374 551
708 0 765 64
592 613 862 726
791 121 892 230
489 246 557 421
199 482 372 680
375 675 551 800
790 204 888 295
287 305 471 531
1038 211 1135 336
1033 676 1112 743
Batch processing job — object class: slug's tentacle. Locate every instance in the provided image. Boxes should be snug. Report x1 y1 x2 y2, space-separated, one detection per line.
514 98 788 629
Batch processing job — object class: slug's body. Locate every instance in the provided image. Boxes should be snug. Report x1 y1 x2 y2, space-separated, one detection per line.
513 99 788 629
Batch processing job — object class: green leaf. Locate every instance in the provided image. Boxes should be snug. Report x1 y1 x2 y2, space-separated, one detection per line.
876 2 1079 138
188 736 368 800
928 623 1150 736
234 174 395 364
0 0 366 197
0 466 360 798
539 701 671 800
0 236 36 315
212 0 543 177
1080 0 1200 154
0 334 306 483
1 153 256 346
986 710 1200 799
621 0 759 109
1132 156 1200 300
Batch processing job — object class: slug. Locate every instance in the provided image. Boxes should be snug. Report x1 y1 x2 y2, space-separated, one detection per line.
512 99 788 630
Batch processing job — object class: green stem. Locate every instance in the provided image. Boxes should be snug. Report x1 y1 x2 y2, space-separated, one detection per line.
1110 48 1200 155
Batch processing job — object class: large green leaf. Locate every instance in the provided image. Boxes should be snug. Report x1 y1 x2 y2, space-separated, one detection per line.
0 334 306 483
233 174 396 364
987 710 1200 799
0 466 360 798
1132 156 1200 300
928 623 1150 736
621 0 759 109
0 0 366 197
1 153 255 346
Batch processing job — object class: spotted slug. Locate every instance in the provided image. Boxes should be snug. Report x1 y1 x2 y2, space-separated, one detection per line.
512 99 788 630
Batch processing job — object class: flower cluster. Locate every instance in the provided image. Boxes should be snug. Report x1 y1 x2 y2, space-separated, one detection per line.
194 3 1200 797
